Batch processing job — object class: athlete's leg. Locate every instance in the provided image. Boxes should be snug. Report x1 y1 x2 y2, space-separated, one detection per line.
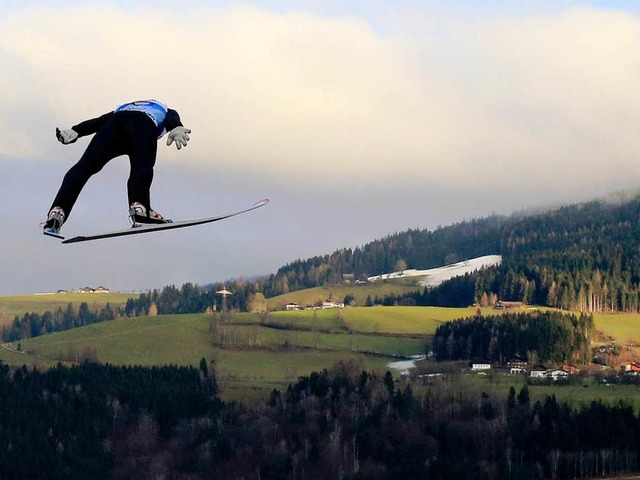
123 112 158 212
49 117 125 219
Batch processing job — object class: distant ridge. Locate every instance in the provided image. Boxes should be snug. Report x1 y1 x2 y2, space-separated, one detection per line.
213 192 640 312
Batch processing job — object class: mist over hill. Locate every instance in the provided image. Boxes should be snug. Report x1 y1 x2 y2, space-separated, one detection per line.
223 193 640 312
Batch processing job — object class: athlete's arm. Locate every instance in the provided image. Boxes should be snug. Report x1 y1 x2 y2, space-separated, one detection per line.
164 109 183 131
72 111 114 137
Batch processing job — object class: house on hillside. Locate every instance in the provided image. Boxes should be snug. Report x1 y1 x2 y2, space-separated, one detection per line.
562 364 579 375
530 366 547 378
494 301 524 310
507 358 528 369
78 287 95 294
622 362 640 375
285 302 301 311
546 369 569 381
94 286 110 293
322 300 344 309
342 274 354 284
509 366 527 375
470 361 491 371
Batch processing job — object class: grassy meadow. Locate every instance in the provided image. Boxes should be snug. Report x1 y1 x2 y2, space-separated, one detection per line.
266 281 419 310
426 371 640 411
2 308 427 402
3 291 640 404
342 305 489 334
0 292 135 327
593 312 640 344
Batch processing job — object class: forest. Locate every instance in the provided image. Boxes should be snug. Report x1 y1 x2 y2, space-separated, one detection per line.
1 359 639 480
228 195 640 312
431 310 594 364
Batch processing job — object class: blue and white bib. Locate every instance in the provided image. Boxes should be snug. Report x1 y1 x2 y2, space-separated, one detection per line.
115 99 169 138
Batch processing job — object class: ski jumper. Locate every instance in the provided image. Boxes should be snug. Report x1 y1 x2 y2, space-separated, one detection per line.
49 100 184 220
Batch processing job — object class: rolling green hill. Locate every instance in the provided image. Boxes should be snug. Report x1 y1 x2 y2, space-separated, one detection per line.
2 303 640 402
0 293 135 327
1 307 437 401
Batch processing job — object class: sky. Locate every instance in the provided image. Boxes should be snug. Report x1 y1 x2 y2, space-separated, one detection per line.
2 0 640 295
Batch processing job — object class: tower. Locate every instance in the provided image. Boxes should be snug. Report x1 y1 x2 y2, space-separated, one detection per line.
216 287 233 315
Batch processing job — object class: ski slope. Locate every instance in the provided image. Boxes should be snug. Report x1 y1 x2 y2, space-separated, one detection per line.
367 255 502 287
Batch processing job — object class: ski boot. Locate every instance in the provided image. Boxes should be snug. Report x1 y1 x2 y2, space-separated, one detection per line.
42 207 65 237
129 202 172 227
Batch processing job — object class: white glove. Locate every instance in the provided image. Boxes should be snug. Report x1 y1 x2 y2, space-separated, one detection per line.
56 127 78 145
166 126 191 150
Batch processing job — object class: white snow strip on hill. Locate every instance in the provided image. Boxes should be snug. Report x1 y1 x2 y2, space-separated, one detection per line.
367 254 502 287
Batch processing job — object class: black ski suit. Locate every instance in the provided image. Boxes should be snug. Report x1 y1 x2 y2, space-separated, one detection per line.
49 100 184 219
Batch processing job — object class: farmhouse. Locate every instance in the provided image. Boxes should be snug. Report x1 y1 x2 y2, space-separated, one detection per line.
76 286 110 294
562 364 579 375
470 361 491 371
494 301 524 310
546 369 569 381
507 358 528 369
530 366 547 378
507 361 527 373
285 303 301 311
322 300 344 309
622 362 640 374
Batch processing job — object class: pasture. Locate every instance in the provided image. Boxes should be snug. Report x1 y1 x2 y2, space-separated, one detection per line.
341 306 486 334
266 281 419 310
430 374 640 412
0 292 134 327
3 295 640 404
5 309 426 401
593 312 640 344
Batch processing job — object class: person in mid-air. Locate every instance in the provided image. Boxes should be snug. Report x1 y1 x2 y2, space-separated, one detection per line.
43 99 191 235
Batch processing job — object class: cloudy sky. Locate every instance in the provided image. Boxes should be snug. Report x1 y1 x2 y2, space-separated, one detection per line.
2 0 640 295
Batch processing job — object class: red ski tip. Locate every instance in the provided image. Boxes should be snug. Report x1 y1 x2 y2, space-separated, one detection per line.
253 199 269 208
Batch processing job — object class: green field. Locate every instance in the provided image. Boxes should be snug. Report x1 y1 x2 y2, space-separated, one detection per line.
421 371 640 411
342 306 486 334
3 310 424 402
4 296 640 404
0 293 135 326
266 282 419 310
593 312 640 344
248 309 346 332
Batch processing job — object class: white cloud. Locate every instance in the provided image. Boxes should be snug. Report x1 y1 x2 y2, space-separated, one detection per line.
1 3 640 194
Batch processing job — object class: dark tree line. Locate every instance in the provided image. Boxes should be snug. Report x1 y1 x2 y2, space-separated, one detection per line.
124 282 258 315
124 283 214 315
2 302 118 342
364 273 478 308
3 283 237 342
1 359 639 479
0 360 218 480
432 311 594 364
